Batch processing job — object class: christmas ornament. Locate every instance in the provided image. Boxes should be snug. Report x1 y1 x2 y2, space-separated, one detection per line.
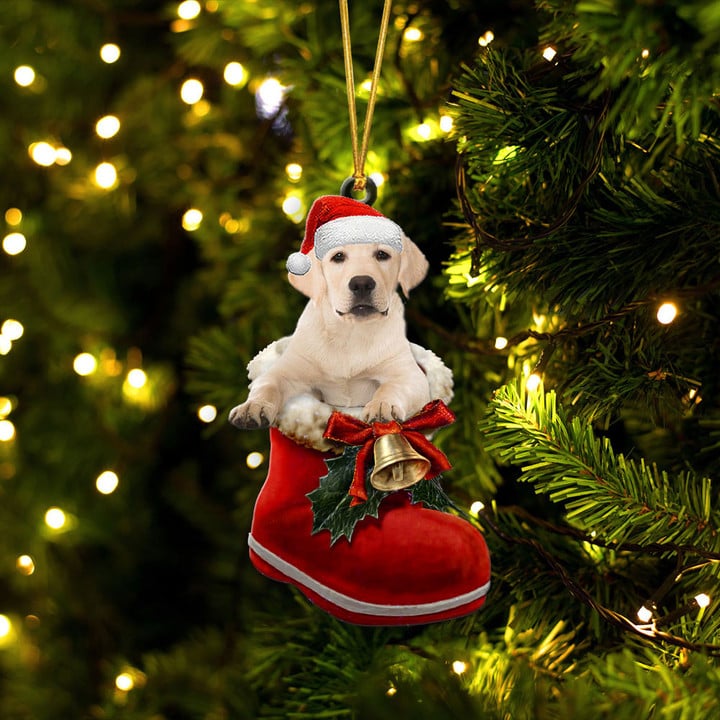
228 0 490 625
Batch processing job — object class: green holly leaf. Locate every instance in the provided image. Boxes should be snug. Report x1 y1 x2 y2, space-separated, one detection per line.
307 446 388 545
410 477 455 512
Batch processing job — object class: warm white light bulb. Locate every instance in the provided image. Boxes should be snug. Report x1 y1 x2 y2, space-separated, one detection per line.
44 507 67 530
16 555 35 575
439 115 453 133
656 302 678 325
470 500 485 516
0 615 11 639
96 115 121 139
494 336 508 350
403 27 423 42
100 43 121 64
246 451 265 469
180 78 204 104
29 141 57 167
1 319 24 341
115 672 134 691
126 369 147 388
542 46 557 62
695 593 711 609
282 195 302 217
637 605 653 623
182 208 203 231
73 352 98 376
451 660 467 675
3 232 27 255
177 0 202 19
0 420 15 442
525 373 542 392
14 65 36 87
197 404 217 423
5 208 22 226
94 162 118 189
96 470 119 495
285 163 303 181
224 61 248 87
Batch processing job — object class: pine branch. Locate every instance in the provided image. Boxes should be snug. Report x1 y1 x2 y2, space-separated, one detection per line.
481 380 719 555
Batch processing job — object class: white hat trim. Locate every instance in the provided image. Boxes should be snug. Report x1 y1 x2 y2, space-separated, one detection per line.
314 215 403 259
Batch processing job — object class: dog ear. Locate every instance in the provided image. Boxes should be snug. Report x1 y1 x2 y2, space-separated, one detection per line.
398 236 429 297
288 258 326 300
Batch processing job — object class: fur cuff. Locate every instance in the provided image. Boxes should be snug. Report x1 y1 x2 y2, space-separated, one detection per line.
247 338 453 452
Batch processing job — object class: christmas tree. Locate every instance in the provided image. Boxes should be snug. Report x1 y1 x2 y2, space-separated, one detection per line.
1 0 719 717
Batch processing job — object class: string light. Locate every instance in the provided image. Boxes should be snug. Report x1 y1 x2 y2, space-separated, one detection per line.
415 122 432 140
5 208 22 225
96 470 119 495
16 555 35 576
73 352 98 376
1 319 24 341
439 115 453 133
0 337 11 355
0 615 11 639
180 78 204 105
14 65 36 87
403 27 423 42
451 660 467 675
126 369 147 389
115 672 134 692
478 29 494 47
386 685 397 697
526 373 542 392
285 163 303 181
0 420 15 442
542 46 557 62
3 232 26 255
246 451 265 469
44 507 67 530
637 605 653 623
223 61 248 87
0 397 11 417
282 194 302 218
55 147 72 165
197 404 217 423
95 115 121 139
494 336 508 350
100 43 121 64
255 77 288 119
369 171 385 188
656 301 678 325
29 141 57 166
182 208 203 231
177 0 201 19
94 162 118 189
695 593 711 609
470 500 485 516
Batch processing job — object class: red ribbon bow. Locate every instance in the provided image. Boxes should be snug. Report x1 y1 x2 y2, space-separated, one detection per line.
323 399 456 506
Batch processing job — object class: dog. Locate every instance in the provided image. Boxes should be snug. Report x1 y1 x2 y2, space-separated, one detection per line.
228 231 431 429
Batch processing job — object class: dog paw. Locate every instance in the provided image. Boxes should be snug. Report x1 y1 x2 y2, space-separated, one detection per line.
228 401 275 429
362 399 407 424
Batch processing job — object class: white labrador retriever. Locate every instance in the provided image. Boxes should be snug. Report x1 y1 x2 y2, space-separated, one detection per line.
229 235 431 428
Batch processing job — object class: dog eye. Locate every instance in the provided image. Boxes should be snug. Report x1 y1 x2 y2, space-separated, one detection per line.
375 250 391 261
330 252 346 263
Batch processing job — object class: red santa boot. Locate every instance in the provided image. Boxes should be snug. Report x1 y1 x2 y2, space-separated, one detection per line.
248 426 491 625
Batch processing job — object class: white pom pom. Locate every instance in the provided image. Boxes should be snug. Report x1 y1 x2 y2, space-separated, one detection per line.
286 252 311 275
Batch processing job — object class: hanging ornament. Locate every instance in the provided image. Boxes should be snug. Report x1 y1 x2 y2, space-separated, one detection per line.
228 0 491 626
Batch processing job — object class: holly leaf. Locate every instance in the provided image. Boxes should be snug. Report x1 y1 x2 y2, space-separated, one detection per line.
410 476 454 512
307 446 388 545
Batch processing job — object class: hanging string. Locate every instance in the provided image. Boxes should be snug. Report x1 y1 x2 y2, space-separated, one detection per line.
339 0 393 192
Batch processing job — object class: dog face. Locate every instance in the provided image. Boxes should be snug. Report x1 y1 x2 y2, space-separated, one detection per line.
289 236 429 318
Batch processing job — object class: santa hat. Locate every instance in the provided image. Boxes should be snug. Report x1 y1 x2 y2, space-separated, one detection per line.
286 195 403 276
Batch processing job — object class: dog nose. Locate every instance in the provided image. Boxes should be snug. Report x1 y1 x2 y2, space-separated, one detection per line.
349 275 376 296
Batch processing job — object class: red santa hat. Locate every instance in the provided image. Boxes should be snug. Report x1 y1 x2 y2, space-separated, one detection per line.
286 195 403 275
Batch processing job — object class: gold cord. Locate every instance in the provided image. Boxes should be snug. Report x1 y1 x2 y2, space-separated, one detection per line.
339 0 393 191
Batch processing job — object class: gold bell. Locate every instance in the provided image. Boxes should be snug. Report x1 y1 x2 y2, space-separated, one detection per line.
370 433 431 492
